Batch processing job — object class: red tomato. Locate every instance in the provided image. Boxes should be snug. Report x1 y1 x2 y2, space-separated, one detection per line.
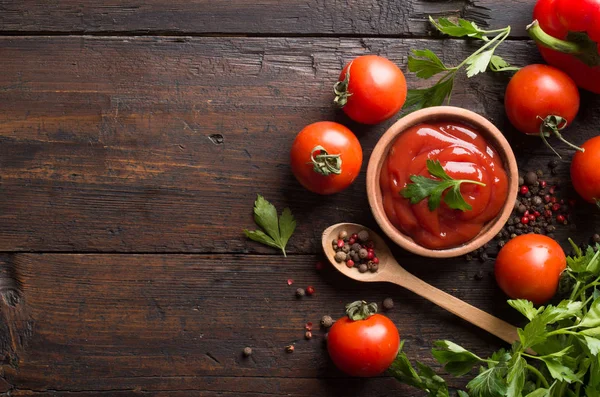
328 310 400 377
495 234 566 305
505 64 580 135
334 55 407 125
571 135 600 207
290 121 362 195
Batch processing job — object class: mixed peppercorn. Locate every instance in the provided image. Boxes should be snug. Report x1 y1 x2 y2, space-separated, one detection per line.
332 229 380 273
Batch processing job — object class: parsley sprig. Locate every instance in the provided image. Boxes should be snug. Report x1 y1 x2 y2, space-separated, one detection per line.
405 17 519 112
244 195 296 257
401 159 486 212
390 241 600 397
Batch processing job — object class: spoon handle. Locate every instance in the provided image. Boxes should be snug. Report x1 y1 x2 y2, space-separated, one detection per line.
388 267 519 345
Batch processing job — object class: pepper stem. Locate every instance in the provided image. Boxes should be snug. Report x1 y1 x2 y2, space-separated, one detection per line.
345 300 378 321
333 62 353 108
309 145 342 176
538 115 584 159
526 20 582 54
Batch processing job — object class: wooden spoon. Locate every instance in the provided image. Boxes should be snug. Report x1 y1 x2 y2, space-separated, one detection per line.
323 223 520 345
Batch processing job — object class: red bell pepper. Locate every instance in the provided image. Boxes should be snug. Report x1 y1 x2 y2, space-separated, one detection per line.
527 0 600 93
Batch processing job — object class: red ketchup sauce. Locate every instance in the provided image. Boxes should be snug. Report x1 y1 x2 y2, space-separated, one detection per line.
380 122 509 250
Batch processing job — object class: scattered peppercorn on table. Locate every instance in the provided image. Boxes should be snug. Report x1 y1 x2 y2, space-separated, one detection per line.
0 1 599 396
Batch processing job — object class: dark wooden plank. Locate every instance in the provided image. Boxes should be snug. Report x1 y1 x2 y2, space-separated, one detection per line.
1 36 598 253
1 253 521 395
0 0 534 37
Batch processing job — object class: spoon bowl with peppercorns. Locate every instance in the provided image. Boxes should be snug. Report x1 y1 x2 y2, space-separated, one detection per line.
322 222 521 345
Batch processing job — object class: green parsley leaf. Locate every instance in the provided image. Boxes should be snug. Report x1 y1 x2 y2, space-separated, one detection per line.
432 340 484 376
244 195 296 256
465 49 495 78
408 49 452 79
508 299 541 321
457 391 470 397
580 298 600 328
582 335 600 356
429 16 487 40
538 347 580 383
489 55 518 72
581 326 600 337
388 344 450 397
405 78 454 110
506 354 526 397
519 316 550 350
467 363 507 397
401 159 486 212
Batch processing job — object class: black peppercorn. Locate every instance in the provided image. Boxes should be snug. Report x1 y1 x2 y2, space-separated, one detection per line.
243 347 252 357
524 171 538 186
321 315 334 328
382 298 394 310
295 288 305 298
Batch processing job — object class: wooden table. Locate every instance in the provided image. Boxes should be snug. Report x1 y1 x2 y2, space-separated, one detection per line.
0 1 598 395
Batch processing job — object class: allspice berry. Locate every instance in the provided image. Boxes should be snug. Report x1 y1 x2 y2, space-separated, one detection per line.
305 331 312 340
334 251 347 263
295 288 305 298
358 230 369 242
338 230 348 240
524 171 538 186
243 347 252 357
320 315 334 328
358 248 368 259
358 263 368 273
382 298 394 310
285 345 294 353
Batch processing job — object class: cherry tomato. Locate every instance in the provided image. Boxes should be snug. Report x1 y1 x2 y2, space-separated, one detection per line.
290 121 362 195
495 234 566 305
571 135 600 207
334 55 407 125
504 64 581 154
327 301 400 377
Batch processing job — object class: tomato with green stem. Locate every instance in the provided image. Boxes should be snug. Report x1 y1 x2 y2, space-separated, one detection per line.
504 64 582 158
334 55 407 125
495 234 566 305
327 300 400 377
290 121 362 195
571 135 600 208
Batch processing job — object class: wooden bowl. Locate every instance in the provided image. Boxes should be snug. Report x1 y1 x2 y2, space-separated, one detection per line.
366 106 518 258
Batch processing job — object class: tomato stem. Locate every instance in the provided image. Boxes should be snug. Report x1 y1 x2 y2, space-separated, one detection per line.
345 300 378 321
333 62 353 108
527 20 582 54
538 115 584 159
309 145 342 176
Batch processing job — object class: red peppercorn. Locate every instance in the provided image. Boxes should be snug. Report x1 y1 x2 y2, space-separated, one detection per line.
545 209 552 218
305 322 313 331
367 247 374 253
524 210 530 216
337 239 344 248
552 203 561 212
549 186 556 194
287 279 294 286
372 257 379 264
551 197 557 203
521 216 529 225
528 214 535 221
306 286 315 295
540 180 547 188
533 211 541 218
520 186 529 195
351 233 358 240
560 199 565 204
348 238 356 245
366 241 375 249
544 195 551 203
346 259 355 268
367 251 375 260
556 215 565 223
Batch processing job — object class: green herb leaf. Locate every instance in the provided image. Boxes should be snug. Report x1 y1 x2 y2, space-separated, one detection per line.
432 340 483 376
509 299 541 321
506 354 526 397
580 298 600 328
457 391 470 397
466 49 495 77
405 78 454 110
408 49 451 79
538 347 580 383
429 16 487 40
244 195 295 256
489 55 519 72
401 160 485 212
519 316 550 350
467 363 507 397
582 336 600 356
581 327 600 337
388 344 450 397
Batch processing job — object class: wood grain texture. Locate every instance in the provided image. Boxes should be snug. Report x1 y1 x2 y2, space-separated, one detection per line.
0 0 534 37
1 253 521 395
1 36 598 254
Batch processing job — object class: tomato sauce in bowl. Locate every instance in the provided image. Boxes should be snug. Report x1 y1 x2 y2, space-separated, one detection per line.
379 121 509 250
